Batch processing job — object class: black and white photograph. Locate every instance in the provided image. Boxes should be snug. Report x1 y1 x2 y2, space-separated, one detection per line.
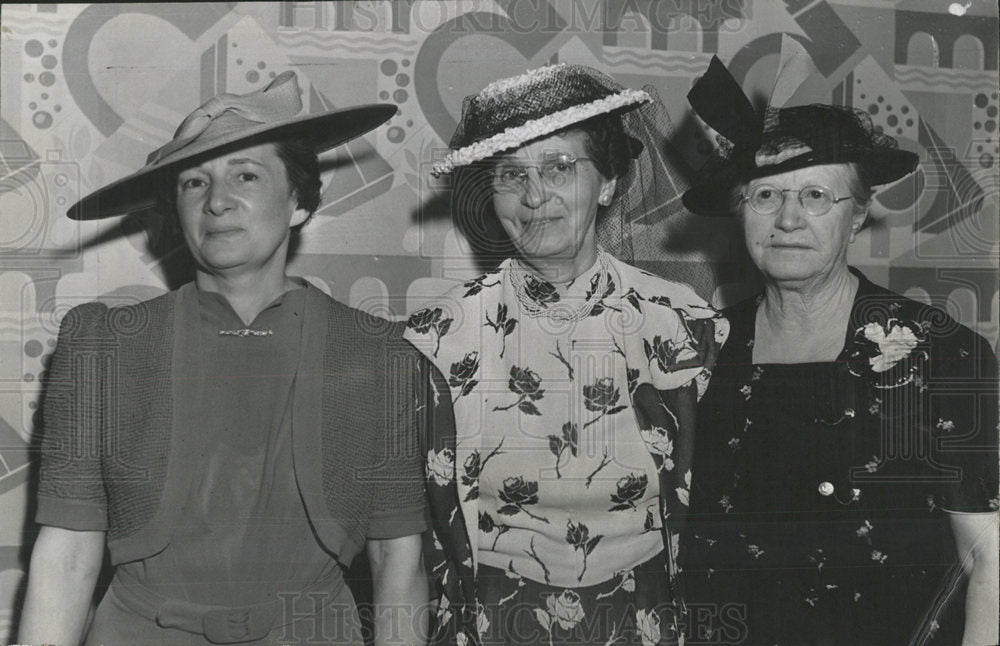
0 1 997 644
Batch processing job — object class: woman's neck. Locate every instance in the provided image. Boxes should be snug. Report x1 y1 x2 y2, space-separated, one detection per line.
754 267 859 363
195 270 298 325
518 245 599 284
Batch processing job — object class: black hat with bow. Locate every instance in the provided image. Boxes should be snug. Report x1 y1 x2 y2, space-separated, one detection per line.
681 55 919 217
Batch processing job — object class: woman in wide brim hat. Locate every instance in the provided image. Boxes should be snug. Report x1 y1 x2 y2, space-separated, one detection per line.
681 56 999 644
406 63 728 645
67 71 395 220
21 71 432 645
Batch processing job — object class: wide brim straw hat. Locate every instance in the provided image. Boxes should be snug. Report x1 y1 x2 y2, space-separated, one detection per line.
68 71 396 220
430 63 651 177
682 55 919 217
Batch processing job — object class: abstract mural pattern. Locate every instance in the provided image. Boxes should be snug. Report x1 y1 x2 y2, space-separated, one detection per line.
0 1 996 639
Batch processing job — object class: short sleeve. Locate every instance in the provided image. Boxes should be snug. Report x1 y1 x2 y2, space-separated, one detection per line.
366 340 431 539
35 303 110 531
622 266 730 396
929 325 999 513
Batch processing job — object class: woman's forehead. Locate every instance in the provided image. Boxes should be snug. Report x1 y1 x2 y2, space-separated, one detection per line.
497 130 589 161
177 141 282 174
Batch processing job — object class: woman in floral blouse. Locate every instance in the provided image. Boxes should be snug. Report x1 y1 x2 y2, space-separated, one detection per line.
405 64 728 645
680 56 999 644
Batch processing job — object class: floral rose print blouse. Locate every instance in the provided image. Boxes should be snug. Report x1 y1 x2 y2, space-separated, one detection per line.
406 253 728 645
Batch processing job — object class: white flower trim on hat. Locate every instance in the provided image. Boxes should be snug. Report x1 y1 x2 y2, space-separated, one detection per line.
431 87 651 176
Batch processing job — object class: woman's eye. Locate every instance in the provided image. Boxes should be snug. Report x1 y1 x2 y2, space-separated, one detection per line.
552 162 572 173
179 177 205 190
498 168 521 182
237 172 259 182
805 189 825 200
756 189 774 200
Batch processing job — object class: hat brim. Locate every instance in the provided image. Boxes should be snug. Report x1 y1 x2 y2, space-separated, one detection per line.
432 89 650 176
682 147 919 216
69 104 397 220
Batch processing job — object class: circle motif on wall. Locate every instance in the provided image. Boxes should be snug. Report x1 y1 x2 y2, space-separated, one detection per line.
24 340 43 358
387 126 405 143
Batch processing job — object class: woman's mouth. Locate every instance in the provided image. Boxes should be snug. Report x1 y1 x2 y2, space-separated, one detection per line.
206 227 242 236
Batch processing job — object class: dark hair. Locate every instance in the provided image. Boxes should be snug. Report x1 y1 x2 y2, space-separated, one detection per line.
273 137 322 217
844 161 874 204
562 113 635 182
154 136 322 224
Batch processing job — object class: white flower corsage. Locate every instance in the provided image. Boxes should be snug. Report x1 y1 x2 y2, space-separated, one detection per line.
849 317 927 388
862 320 920 372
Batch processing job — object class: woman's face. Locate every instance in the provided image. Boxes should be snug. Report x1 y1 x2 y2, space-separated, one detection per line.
741 163 868 287
491 130 616 265
175 142 309 280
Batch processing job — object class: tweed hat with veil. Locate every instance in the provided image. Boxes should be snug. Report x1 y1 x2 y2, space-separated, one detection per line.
434 63 690 271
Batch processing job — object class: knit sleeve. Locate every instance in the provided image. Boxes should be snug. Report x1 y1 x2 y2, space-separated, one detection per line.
366 336 431 540
36 302 111 531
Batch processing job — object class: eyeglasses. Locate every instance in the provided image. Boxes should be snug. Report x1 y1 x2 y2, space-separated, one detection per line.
491 153 591 194
741 184 853 216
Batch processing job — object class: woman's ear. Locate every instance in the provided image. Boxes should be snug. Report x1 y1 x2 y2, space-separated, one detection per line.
849 202 869 242
598 178 617 206
290 206 311 228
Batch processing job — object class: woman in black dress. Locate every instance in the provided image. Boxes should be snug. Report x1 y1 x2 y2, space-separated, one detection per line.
680 57 998 645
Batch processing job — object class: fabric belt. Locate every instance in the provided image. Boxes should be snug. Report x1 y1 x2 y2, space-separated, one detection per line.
110 566 345 644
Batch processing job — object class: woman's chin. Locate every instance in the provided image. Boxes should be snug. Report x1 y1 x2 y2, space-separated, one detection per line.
513 239 575 264
757 260 827 285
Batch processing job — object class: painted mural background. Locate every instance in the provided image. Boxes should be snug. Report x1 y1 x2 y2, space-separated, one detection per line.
0 0 997 639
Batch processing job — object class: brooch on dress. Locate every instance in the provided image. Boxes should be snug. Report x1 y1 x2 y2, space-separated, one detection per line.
218 328 273 337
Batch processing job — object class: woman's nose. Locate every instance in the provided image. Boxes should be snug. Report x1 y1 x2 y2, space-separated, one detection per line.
206 181 234 215
520 169 550 208
775 198 807 231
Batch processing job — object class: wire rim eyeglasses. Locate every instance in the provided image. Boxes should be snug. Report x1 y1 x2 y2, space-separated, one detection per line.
491 153 593 194
741 184 853 216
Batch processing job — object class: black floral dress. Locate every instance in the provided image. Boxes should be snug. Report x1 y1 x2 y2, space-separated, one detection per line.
683 269 999 645
406 254 728 645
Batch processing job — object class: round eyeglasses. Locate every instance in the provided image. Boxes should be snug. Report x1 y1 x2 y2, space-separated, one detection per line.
741 184 853 216
491 153 591 194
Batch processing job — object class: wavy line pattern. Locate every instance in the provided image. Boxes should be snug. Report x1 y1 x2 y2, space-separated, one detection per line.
276 33 417 55
895 65 995 90
275 39 413 56
605 48 708 72
277 31 418 46
289 44 413 56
